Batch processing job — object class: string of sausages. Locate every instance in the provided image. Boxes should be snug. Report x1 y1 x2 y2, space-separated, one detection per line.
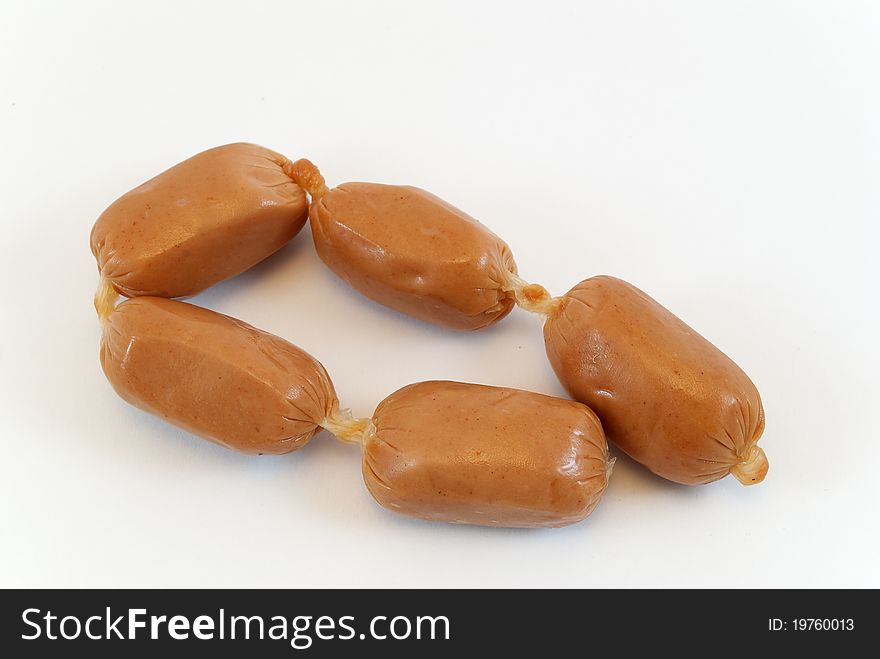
90 143 768 529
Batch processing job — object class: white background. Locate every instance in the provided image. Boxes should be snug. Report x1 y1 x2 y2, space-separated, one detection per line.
1 1 877 588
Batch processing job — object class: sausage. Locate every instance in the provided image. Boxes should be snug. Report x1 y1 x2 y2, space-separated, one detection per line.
543 276 767 486
90 143 309 298
302 168 518 330
360 381 610 527
99 296 336 454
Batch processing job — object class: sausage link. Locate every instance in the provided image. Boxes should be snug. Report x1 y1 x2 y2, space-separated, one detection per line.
100 296 336 454
358 381 611 527
544 276 767 486
291 160 518 330
90 143 309 298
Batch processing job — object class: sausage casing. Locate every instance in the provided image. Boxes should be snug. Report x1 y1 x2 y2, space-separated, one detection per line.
309 183 517 330
100 297 336 454
363 381 610 527
544 276 767 485
90 143 308 298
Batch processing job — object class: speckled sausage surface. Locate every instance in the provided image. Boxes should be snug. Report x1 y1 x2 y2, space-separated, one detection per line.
90 143 308 298
363 381 611 527
544 276 767 485
309 183 517 330
100 296 336 454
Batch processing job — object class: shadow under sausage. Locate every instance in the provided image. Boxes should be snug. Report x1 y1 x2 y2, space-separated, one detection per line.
103 397 303 473
102 397 650 536
312 262 525 349
605 446 752 499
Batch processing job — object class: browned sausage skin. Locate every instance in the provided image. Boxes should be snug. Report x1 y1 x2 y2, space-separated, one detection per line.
324 381 611 528
90 143 309 298
286 160 518 330
365 381 610 528
312 183 518 330
543 276 767 486
99 294 336 454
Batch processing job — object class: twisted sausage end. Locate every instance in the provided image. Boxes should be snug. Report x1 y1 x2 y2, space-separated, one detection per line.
94 277 120 322
321 405 374 445
502 272 562 317
280 157 329 200
730 445 769 486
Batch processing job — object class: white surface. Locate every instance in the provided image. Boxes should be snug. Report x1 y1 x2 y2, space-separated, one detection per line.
1 0 877 588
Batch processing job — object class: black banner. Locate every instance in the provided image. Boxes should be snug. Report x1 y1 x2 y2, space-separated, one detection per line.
0 589 872 656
